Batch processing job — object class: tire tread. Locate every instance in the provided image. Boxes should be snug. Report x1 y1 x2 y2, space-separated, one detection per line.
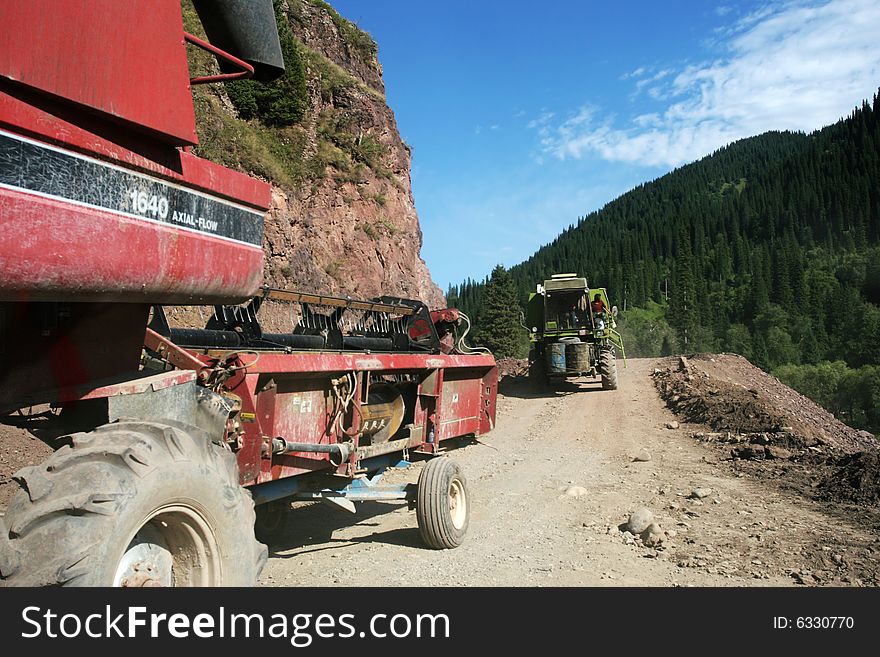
0 421 264 587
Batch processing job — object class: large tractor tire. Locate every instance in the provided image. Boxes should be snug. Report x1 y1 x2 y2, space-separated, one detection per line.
416 458 469 549
528 348 547 386
0 420 266 587
254 500 290 546
599 347 619 390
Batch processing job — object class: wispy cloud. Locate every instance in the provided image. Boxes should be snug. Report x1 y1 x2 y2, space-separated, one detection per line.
527 110 556 130
621 66 648 80
541 0 880 167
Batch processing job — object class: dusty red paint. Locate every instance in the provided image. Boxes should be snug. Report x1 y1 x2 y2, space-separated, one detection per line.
0 190 264 304
77 370 196 401
0 0 197 145
180 350 499 486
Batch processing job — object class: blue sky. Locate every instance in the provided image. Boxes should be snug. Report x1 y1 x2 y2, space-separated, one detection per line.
330 0 880 291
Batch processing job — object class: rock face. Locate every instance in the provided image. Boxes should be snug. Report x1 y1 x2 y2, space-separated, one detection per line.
261 2 444 310
186 0 444 321
264 2 445 308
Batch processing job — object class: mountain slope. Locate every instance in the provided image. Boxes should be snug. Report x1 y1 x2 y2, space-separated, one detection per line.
451 94 880 364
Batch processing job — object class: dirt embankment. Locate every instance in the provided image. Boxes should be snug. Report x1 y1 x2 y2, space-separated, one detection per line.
652 353 880 508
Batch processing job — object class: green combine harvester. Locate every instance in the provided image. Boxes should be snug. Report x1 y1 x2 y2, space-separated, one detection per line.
525 273 625 389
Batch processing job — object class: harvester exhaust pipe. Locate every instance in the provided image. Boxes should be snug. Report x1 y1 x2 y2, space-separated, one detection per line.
192 0 286 82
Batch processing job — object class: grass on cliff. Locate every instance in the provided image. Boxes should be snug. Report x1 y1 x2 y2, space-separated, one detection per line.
192 95 322 188
291 0 378 61
182 0 389 189
316 109 390 179
299 44 385 103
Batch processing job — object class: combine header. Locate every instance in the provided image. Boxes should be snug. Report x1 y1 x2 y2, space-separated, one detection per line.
0 0 496 587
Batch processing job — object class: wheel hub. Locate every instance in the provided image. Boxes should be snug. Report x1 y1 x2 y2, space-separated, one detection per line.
113 504 221 587
114 532 173 587
448 479 467 530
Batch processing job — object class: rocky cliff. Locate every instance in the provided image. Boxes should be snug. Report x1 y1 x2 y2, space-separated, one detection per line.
184 0 444 314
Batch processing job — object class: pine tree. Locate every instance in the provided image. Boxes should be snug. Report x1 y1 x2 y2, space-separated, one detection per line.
474 265 527 358
670 229 697 350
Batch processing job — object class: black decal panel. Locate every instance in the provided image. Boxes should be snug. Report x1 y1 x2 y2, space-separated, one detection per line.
0 132 263 246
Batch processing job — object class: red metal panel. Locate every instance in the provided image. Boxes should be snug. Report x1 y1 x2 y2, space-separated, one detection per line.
260 378 345 480
77 369 196 401
224 352 497 375
438 417 481 439
438 377 482 441
481 366 499 433
268 455 334 482
271 383 330 447
232 375 264 484
0 0 197 145
0 190 263 303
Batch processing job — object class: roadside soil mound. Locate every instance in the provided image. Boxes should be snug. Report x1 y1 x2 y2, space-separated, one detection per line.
653 353 880 507
818 451 880 505
653 353 875 453
496 358 528 381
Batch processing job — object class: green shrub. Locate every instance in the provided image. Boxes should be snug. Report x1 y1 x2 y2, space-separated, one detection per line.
377 217 397 235
225 1 308 127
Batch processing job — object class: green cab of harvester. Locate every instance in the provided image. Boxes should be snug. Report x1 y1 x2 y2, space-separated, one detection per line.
525 273 625 389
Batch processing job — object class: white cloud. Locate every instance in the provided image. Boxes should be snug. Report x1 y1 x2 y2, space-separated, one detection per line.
621 66 648 79
639 68 672 87
527 110 556 130
543 0 880 168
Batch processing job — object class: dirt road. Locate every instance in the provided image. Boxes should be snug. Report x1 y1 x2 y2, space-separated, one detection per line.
260 358 880 587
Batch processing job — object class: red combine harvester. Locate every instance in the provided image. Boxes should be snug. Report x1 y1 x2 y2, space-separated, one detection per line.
0 0 497 586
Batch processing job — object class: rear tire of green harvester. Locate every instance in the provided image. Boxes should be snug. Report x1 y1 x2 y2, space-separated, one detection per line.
528 348 547 387
599 347 619 390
